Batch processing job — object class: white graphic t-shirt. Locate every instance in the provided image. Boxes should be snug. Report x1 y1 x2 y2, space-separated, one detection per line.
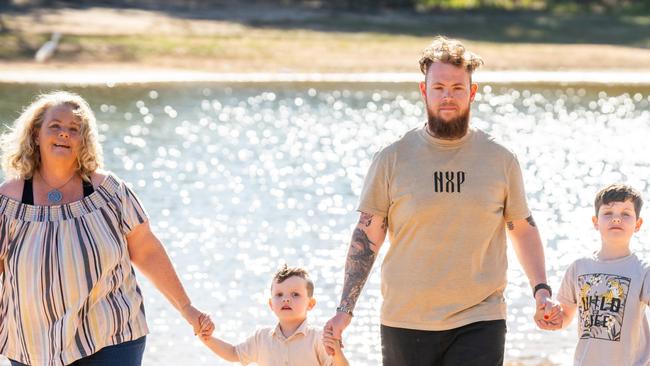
557 253 650 366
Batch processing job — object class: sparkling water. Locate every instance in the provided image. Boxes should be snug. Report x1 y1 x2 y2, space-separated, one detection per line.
0 82 648 365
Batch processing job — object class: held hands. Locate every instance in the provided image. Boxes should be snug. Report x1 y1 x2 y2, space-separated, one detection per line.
323 312 352 356
322 330 344 356
180 303 215 337
198 313 215 340
533 291 562 330
541 303 563 330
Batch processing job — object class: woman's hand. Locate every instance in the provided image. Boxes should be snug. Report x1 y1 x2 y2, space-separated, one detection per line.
180 304 215 337
199 312 216 339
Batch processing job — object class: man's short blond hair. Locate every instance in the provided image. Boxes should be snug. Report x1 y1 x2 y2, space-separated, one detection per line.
0 91 103 181
419 36 484 76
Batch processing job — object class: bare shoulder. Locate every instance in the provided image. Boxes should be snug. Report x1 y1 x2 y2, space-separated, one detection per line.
0 179 24 201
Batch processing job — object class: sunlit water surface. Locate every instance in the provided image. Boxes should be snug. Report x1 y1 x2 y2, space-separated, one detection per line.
0 82 649 366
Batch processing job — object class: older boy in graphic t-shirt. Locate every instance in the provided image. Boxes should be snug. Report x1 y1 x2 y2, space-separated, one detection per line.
546 184 650 365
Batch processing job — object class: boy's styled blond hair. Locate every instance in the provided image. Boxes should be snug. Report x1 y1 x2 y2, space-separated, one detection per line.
594 184 643 217
272 264 314 297
0 91 103 181
418 35 484 77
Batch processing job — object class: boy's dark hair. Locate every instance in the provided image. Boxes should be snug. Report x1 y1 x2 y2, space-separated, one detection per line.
272 264 314 297
594 184 643 217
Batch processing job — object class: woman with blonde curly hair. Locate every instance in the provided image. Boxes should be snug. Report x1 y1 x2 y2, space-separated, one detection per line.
0 91 214 366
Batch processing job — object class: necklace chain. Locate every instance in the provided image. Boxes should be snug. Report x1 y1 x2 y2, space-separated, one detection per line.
38 171 77 190
37 171 77 204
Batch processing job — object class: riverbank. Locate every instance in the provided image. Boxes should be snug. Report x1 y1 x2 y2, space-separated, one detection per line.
2 67 650 85
1 5 649 77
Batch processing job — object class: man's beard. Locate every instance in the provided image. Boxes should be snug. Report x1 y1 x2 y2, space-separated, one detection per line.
426 107 470 140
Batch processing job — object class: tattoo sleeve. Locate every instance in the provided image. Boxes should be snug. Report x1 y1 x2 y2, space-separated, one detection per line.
339 213 387 311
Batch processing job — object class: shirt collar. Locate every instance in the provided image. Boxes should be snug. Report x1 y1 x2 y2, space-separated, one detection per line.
272 319 309 341
419 124 475 148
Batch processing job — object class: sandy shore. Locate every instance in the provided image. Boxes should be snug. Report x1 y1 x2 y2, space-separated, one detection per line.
1 67 649 85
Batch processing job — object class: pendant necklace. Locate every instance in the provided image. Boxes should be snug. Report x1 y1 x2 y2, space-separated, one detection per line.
38 172 77 204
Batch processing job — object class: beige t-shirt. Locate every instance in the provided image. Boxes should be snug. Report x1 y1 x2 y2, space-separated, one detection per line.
557 253 650 366
235 320 333 366
359 126 530 331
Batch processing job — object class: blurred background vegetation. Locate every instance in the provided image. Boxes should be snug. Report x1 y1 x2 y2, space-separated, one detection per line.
1 0 648 13
1 0 648 71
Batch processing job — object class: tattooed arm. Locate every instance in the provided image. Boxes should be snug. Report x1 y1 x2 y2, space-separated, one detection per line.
506 215 553 328
323 212 388 355
339 212 388 311
506 215 547 289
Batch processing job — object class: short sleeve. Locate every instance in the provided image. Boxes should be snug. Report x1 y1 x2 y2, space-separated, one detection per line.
640 265 650 305
235 330 260 365
557 262 578 305
503 155 531 221
119 181 148 235
357 149 391 217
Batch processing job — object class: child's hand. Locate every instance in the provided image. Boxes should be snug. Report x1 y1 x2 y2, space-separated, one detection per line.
322 334 343 356
322 325 343 355
180 304 214 337
323 325 343 356
537 301 563 330
545 303 563 328
198 312 215 338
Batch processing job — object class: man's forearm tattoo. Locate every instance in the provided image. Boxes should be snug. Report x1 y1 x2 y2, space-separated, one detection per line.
339 214 386 310
526 215 536 227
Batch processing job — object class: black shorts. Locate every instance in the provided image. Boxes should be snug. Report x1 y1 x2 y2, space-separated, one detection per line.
381 320 506 366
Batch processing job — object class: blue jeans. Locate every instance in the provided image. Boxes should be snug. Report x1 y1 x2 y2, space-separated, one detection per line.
10 336 146 366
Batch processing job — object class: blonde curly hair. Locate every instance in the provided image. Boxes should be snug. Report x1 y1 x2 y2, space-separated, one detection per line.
419 36 484 77
1 91 103 181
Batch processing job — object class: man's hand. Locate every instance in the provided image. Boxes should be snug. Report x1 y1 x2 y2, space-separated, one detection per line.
533 289 559 330
323 312 353 355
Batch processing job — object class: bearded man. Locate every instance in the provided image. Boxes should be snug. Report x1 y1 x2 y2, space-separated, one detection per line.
323 36 554 365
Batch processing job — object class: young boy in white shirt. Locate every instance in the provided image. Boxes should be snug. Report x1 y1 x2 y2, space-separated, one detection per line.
199 265 349 366
545 184 650 365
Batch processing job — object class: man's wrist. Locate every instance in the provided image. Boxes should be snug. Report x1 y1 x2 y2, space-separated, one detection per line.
533 283 552 298
336 304 354 317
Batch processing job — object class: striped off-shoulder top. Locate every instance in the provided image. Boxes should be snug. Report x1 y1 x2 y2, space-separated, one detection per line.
0 174 149 366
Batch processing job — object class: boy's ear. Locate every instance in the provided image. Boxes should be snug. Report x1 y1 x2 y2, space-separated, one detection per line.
635 217 643 232
592 216 598 229
307 297 316 311
268 298 273 310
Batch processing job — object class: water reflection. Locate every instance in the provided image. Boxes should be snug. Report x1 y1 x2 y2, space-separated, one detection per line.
0 83 648 366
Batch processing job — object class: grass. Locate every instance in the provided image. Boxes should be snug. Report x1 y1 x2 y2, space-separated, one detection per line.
252 12 650 46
